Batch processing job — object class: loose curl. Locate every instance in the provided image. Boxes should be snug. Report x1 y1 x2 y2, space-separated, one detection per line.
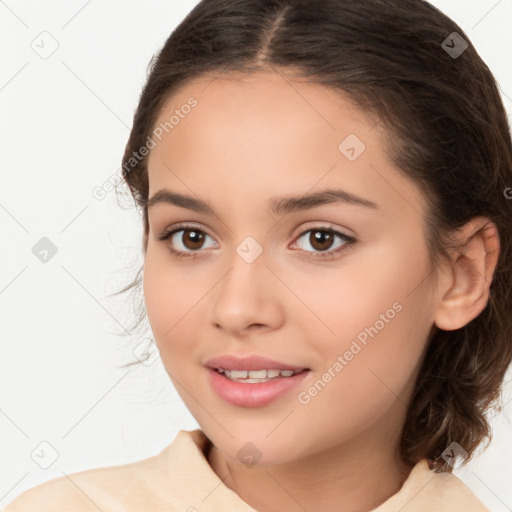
113 0 512 472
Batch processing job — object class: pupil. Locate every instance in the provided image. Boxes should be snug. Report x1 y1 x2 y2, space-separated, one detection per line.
311 230 333 251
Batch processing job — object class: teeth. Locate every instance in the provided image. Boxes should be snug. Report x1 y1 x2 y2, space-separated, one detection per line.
216 368 304 382
230 370 248 379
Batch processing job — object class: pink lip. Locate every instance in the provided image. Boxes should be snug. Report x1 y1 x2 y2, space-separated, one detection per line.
206 367 311 408
204 354 309 372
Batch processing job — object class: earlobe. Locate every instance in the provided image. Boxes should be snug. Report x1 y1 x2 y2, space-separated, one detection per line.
433 217 500 331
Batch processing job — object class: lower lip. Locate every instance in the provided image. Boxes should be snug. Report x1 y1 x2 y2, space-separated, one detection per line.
206 368 310 408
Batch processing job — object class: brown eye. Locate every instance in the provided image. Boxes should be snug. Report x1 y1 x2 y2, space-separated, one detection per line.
292 227 355 259
181 229 206 250
309 230 335 251
156 226 218 257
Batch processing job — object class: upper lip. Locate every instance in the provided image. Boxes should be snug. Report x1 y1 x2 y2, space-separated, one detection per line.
204 354 309 371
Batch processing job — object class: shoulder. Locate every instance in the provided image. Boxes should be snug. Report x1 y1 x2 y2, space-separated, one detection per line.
423 469 491 511
3 473 94 512
374 460 490 512
3 449 169 512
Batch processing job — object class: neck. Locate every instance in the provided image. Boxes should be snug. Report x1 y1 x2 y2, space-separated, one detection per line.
207 416 414 512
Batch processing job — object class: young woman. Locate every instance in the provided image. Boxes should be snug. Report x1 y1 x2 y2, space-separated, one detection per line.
5 0 511 510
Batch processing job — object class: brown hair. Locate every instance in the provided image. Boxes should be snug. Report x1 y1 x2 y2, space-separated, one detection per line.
114 0 512 472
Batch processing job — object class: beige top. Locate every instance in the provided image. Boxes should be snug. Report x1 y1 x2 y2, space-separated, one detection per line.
4 429 490 511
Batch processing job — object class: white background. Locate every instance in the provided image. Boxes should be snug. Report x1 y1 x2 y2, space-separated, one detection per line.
1 0 511 510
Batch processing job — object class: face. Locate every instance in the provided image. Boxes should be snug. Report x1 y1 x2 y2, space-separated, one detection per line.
143 70 438 466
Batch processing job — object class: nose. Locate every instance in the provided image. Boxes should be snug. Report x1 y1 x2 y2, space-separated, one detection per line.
210 247 285 337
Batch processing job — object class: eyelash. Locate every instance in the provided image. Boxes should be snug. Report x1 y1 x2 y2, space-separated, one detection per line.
155 223 356 261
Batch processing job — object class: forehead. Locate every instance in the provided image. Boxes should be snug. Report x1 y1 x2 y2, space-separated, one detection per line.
151 70 377 153
146 70 428 220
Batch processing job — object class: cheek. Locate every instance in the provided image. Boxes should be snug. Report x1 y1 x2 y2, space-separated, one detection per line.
297 239 433 428
143 247 195 344
332 296 430 394
284 235 431 343
142 245 216 362
288 297 432 454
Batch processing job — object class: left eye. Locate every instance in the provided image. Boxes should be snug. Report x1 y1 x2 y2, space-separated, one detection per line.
292 228 354 255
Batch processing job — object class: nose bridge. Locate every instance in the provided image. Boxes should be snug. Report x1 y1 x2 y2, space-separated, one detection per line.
217 236 269 306
211 235 283 333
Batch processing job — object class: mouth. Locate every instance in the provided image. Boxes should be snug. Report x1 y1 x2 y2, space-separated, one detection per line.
206 365 311 408
203 354 311 406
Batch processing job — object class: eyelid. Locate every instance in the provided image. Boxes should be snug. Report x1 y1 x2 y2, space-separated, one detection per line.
156 222 216 241
290 221 355 241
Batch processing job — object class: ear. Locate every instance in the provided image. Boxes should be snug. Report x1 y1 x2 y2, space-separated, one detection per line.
433 217 500 331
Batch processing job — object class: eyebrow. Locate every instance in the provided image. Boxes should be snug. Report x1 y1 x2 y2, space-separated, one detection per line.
146 188 379 215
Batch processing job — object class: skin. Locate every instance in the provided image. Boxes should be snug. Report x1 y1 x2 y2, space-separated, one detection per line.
143 69 500 512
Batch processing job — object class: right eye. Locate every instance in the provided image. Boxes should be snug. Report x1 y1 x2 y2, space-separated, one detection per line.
156 224 218 259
